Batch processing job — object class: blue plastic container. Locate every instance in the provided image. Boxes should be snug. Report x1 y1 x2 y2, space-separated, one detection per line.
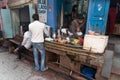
81 66 96 80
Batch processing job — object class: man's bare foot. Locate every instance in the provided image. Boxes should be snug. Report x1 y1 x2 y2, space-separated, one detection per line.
14 48 19 53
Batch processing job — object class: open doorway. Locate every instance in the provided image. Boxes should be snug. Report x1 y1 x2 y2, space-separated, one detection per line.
63 0 88 27
106 0 120 35
19 6 30 28
11 5 30 36
57 0 88 37
106 0 120 51
113 0 120 35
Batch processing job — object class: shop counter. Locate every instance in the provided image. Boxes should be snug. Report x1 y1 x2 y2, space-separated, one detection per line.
44 41 107 80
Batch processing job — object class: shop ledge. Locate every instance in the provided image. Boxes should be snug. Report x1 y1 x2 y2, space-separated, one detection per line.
44 41 101 59
9 39 21 45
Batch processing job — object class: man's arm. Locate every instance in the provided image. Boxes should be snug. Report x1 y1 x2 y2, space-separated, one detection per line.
21 32 29 46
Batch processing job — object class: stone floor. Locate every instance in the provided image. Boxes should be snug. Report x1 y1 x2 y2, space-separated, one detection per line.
1 35 120 80
108 35 120 76
0 47 72 80
108 35 120 45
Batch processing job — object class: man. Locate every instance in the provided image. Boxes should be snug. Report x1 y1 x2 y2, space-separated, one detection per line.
29 13 48 71
14 26 31 60
69 13 85 38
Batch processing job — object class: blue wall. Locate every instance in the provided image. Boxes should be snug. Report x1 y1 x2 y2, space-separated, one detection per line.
47 0 63 33
47 0 56 33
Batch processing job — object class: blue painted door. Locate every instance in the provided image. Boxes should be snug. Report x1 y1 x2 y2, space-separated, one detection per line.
1 9 13 38
86 0 110 34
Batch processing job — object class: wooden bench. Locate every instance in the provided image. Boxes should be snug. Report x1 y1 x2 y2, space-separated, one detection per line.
9 35 34 62
8 35 51 63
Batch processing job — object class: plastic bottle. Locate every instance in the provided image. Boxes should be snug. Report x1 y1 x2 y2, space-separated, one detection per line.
66 29 70 42
52 33 56 39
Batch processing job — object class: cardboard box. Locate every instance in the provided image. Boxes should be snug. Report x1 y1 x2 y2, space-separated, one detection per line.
83 34 108 53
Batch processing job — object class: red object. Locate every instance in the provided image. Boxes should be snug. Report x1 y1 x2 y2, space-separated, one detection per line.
107 7 117 34
78 38 84 45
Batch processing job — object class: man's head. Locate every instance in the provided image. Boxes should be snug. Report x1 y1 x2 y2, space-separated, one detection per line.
32 13 39 21
77 14 84 24
22 25 28 33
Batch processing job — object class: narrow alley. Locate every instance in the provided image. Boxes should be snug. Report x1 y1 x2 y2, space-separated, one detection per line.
0 0 120 80
0 47 72 80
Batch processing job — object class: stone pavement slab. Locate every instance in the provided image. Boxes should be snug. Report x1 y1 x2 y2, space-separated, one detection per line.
0 48 71 80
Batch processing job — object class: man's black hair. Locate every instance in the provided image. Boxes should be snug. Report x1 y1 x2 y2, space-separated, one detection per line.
22 26 28 33
32 13 39 20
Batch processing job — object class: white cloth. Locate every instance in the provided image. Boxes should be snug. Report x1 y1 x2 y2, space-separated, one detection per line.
61 28 73 36
21 31 31 49
44 25 51 37
29 21 48 43
76 32 83 36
